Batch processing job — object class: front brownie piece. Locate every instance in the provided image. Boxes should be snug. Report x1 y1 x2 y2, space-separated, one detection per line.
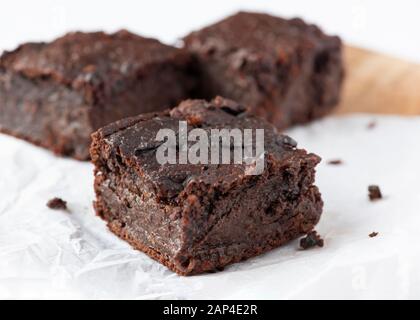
184 11 344 129
0 30 193 160
91 97 323 275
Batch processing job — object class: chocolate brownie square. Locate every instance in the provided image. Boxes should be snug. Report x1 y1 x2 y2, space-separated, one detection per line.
91 97 323 275
0 30 193 159
184 11 344 129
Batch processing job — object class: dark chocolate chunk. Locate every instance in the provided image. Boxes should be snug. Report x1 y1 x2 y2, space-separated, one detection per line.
369 232 379 238
134 142 162 157
281 136 298 148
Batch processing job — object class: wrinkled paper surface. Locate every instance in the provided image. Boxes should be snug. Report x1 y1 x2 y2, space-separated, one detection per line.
1 114 419 299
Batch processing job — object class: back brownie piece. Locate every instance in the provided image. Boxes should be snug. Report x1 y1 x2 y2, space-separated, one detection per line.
0 30 193 160
184 11 344 129
91 97 323 275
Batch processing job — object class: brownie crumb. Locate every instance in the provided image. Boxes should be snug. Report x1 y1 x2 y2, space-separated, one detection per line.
300 231 324 250
367 121 377 129
327 159 343 165
47 197 67 210
369 232 378 238
368 185 382 201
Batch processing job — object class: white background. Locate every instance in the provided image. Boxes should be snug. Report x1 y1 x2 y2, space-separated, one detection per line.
0 0 419 63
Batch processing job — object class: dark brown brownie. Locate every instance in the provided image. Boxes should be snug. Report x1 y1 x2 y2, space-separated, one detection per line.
91 97 323 275
183 11 344 129
0 30 193 160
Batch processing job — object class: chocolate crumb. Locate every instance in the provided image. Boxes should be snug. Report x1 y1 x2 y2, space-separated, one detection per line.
368 185 382 201
300 231 324 250
367 121 377 129
327 159 343 165
369 232 378 238
47 197 67 210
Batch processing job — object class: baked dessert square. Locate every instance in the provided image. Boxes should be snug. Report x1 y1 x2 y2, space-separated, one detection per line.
91 97 323 275
183 11 344 129
0 30 193 160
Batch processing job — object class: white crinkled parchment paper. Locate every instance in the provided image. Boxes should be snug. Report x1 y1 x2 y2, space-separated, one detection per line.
1 114 420 299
